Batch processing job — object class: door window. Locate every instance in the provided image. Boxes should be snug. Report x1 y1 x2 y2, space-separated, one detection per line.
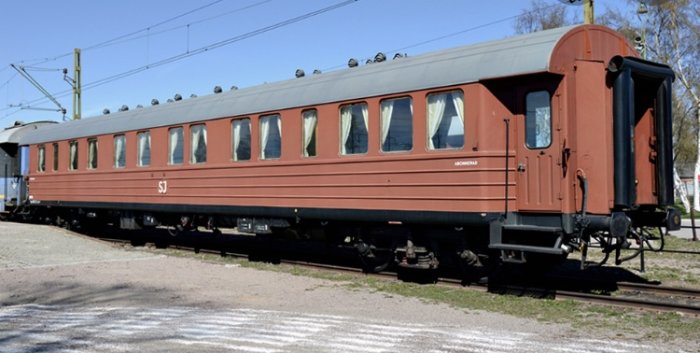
525 91 551 149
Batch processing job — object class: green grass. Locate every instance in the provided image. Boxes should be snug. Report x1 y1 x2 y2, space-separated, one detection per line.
147 246 700 342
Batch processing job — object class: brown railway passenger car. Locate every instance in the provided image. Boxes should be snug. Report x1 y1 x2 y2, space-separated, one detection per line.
20 25 680 272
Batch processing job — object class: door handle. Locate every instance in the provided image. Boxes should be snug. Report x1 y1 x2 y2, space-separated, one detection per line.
517 163 526 172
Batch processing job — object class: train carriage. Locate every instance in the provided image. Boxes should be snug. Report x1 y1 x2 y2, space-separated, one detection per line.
0 121 56 216
19 24 680 272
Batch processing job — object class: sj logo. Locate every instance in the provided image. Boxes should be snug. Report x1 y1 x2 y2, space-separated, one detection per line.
158 180 168 194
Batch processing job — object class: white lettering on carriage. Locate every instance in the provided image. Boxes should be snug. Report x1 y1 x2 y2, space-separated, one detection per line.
158 180 168 194
454 160 478 167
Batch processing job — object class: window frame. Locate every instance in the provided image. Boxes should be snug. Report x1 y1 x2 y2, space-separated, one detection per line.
37 145 46 172
52 143 58 171
168 127 184 165
524 90 552 150
426 89 465 152
113 134 126 169
301 109 318 158
68 140 78 171
190 124 207 164
136 131 151 167
87 138 98 170
259 114 282 160
339 102 369 156
379 96 413 153
231 118 252 162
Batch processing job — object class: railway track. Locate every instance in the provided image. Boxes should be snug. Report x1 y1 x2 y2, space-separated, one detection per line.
94 233 700 316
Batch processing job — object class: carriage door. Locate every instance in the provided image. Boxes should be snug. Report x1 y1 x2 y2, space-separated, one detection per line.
515 89 562 212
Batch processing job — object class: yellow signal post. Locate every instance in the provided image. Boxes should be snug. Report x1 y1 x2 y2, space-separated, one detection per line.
584 0 594 24
73 48 81 120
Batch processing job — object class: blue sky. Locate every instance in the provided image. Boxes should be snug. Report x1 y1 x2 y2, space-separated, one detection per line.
0 0 632 125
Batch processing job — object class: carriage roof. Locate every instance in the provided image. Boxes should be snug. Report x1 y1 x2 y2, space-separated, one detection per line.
21 25 627 145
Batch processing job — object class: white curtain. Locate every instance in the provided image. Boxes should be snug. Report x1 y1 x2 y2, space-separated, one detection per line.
340 106 352 155
276 116 281 141
190 125 206 163
427 93 447 150
38 147 45 172
380 100 395 148
70 142 77 169
169 128 180 164
138 133 149 166
361 104 368 134
303 110 317 157
452 93 465 146
88 140 97 168
232 120 242 161
115 136 124 168
260 117 271 159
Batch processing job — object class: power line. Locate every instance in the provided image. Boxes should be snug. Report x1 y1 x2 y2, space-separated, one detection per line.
9 0 227 67
322 4 560 71
1 0 359 119
89 0 275 52
85 0 226 51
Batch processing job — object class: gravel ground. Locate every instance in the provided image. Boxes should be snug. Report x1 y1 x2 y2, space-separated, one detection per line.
0 222 695 353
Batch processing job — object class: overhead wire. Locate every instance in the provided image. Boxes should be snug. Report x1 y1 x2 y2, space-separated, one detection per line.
1 0 358 119
321 3 561 71
3 1 562 121
89 0 275 51
8 0 227 67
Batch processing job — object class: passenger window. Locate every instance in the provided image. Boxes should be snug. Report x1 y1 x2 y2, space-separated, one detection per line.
380 97 413 152
168 127 184 165
190 124 207 164
38 145 45 172
114 135 126 168
525 91 551 149
69 141 78 170
52 143 58 171
137 131 151 167
302 110 317 157
232 118 251 161
427 90 464 150
260 115 281 160
87 138 98 169
340 103 368 155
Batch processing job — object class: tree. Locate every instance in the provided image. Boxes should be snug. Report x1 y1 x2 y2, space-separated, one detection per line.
514 0 577 34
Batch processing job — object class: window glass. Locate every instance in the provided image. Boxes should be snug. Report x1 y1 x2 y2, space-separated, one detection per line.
380 97 413 152
87 138 98 169
525 91 551 149
260 115 281 160
114 135 126 168
69 141 78 170
340 103 368 155
302 110 317 157
190 124 207 164
52 143 58 171
168 127 184 165
427 90 464 150
232 118 251 161
137 131 151 167
38 145 45 172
